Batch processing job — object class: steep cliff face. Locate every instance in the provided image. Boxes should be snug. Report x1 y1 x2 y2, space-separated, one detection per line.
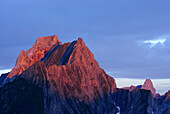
0 77 44 114
0 35 169 114
153 90 170 114
142 79 156 97
0 73 9 86
7 34 61 78
44 38 116 100
112 88 153 114
118 81 169 114
0 35 118 113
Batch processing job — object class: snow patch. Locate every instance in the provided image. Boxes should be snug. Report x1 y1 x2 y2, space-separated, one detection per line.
116 106 120 114
114 103 120 114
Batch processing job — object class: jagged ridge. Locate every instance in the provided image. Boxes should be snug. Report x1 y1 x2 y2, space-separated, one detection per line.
7 34 61 78
0 35 169 114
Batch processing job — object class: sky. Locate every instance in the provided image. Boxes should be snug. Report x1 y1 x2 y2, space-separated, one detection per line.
0 0 170 83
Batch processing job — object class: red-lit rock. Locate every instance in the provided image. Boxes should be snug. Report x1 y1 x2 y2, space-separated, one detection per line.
142 79 156 97
1 35 169 114
46 38 117 102
7 34 61 78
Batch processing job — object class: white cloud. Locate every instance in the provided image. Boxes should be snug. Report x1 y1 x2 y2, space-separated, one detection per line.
0 69 11 75
143 38 166 48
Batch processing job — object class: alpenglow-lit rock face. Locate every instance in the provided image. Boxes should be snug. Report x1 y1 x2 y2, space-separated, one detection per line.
0 34 169 114
7 34 61 78
142 79 156 97
0 35 118 113
122 79 156 97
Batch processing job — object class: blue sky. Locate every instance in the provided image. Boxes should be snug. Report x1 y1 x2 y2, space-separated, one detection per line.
0 0 170 80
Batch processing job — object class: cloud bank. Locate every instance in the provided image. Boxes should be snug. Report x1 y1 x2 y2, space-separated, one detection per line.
0 69 11 75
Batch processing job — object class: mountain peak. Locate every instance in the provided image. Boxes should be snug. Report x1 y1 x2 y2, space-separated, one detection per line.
145 79 152 83
142 79 153 88
53 34 58 37
1 35 169 114
142 79 156 97
78 37 83 41
35 34 61 46
7 34 62 78
165 90 170 100
77 37 86 46
122 79 157 97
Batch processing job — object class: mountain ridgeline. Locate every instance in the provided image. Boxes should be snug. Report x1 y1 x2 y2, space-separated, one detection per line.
0 35 169 114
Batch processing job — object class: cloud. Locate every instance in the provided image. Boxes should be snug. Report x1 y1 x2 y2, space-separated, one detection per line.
0 69 11 75
143 38 166 48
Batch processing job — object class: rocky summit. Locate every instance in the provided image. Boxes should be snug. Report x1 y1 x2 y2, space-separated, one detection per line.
0 35 169 114
142 79 156 97
123 79 156 98
7 34 61 78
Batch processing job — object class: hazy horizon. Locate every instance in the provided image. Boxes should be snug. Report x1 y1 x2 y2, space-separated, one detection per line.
0 69 169 95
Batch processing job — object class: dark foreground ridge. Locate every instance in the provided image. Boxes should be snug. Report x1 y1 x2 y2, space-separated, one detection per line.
0 35 169 114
